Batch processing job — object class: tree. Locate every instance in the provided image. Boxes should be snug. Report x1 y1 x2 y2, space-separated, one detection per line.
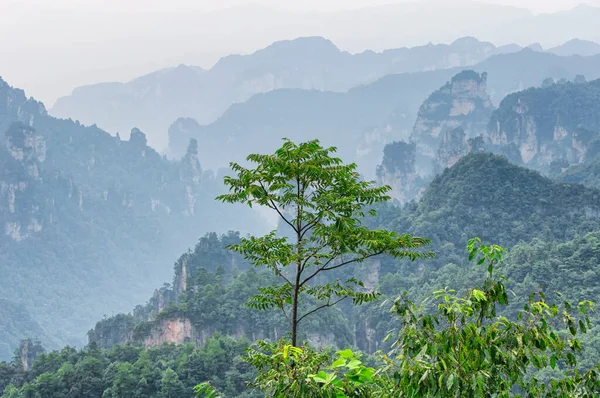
158 368 185 398
217 139 431 346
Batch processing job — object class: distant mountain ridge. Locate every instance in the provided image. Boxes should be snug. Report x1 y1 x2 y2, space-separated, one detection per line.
50 36 517 149
548 39 600 57
167 50 600 179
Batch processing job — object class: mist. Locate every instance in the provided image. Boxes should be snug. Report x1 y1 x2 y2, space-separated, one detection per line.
2 0 600 106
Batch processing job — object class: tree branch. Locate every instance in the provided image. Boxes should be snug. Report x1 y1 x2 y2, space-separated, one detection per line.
300 241 331 273
299 251 384 288
273 265 293 287
297 296 349 325
258 181 297 233
321 251 385 272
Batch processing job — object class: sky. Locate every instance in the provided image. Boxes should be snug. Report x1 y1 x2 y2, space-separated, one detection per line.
1 0 599 106
6 0 599 13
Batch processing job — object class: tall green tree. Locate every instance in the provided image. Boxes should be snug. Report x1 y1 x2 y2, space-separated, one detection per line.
217 139 431 347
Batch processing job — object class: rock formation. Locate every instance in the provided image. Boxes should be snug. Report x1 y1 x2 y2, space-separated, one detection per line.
376 141 424 204
411 70 495 175
487 78 600 171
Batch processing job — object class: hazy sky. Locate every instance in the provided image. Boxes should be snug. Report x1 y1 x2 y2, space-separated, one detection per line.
1 0 599 106
5 0 599 13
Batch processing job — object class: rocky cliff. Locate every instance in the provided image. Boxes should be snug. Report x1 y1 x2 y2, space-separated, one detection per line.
410 70 494 175
0 77 268 358
488 78 600 171
376 141 424 205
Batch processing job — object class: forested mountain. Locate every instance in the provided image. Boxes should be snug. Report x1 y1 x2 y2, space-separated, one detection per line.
488 77 600 171
6 152 597 397
378 73 600 203
50 36 516 149
0 77 268 360
168 50 600 178
88 153 600 352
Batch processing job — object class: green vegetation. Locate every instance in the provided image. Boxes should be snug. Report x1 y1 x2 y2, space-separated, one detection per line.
0 336 257 398
0 78 268 358
200 240 600 397
4 138 600 397
217 139 430 346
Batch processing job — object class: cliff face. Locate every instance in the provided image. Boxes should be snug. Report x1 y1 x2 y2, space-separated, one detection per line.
0 77 269 357
377 70 494 203
436 128 487 171
411 70 494 175
488 78 600 171
376 141 424 205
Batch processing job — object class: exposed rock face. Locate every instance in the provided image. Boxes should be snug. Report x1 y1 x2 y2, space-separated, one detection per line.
488 78 600 171
436 127 467 171
0 77 270 355
377 141 424 204
411 70 495 175
436 128 487 171
377 70 495 203
17 339 45 371
143 318 195 348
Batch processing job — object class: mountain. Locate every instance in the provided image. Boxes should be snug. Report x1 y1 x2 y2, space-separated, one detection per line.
485 5 600 49
87 232 353 352
0 299 55 362
0 77 268 360
548 39 600 57
168 51 600 180
488 77 600 171
377 70 493 203
87 152 600 356
410 70 494 173
377 73 600 203
50 36 517 150
379 153 600 266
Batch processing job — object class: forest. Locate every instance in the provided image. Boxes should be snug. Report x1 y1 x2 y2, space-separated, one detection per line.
2 142 600 397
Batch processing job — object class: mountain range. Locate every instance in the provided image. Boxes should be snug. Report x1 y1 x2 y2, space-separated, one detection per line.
0 77 268 360
50 36 519 149
5 1 600 109
166 49 600 179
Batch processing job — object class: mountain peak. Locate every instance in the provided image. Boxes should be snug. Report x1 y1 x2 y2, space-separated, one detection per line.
260 36 340 56
548 38 600 57
450 36 489 48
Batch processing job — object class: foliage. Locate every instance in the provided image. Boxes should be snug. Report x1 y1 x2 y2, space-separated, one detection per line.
0 335 254 398
209 239 600 397
217 139 431 345
0 79 268 359
381 238 599 397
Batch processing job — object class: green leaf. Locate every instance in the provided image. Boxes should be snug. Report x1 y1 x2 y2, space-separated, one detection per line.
337 349 354 359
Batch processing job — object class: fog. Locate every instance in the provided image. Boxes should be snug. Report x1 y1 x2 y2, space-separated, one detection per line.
1 0 599 106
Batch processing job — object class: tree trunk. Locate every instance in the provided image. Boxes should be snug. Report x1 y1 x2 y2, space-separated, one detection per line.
291 284 299 347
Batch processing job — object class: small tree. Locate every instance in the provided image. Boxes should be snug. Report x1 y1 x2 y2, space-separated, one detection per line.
217 139 431 347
